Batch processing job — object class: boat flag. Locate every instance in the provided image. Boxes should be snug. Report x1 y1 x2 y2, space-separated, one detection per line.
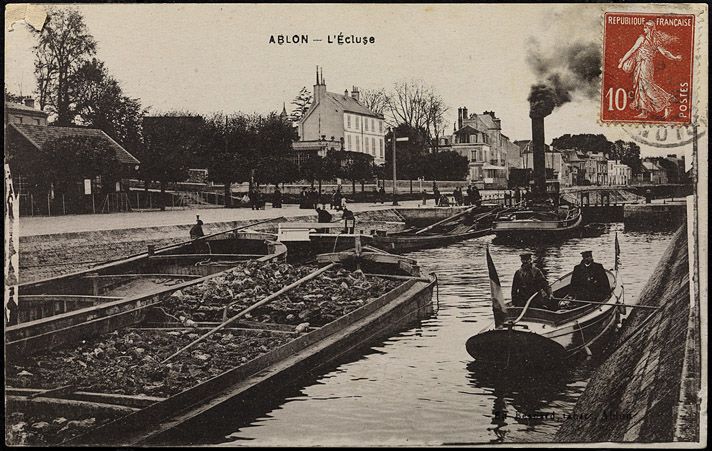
614 232 621 270
486 245 507 327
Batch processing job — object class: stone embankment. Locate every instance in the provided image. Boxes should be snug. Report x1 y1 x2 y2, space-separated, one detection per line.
555 224 700 442
18 209 407 283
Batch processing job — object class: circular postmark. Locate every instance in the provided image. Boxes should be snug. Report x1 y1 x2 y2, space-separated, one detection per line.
621 117 707 148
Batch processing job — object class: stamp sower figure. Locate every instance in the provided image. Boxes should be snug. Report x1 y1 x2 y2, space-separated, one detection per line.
511 253 552 308
570 250 611 301
618 20 682 119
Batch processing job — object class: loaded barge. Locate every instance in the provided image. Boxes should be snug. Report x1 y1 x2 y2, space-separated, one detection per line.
6 225 286 359
6 247 435 446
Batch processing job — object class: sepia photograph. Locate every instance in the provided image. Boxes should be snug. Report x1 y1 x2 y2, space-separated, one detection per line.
4 3 707 447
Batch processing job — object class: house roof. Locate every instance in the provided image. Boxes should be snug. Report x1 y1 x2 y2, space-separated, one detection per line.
9 124 140 165
5 101 49 117
476 113 497 129
642 161 663 171
326 92 383 118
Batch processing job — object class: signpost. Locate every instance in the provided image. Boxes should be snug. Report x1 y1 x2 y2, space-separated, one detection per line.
390 128 409 206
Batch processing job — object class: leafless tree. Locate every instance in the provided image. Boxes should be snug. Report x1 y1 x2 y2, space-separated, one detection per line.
383 80 449 150
360 88 389 115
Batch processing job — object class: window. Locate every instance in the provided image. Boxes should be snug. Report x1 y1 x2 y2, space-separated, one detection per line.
379 121 383 133
380 139 384 157
347 134 352 150
347 115 351 128
365 118 369 132
355 116 360 129
372 137 376 154
356 137 360 151
370 118 374 131
365 138 369 153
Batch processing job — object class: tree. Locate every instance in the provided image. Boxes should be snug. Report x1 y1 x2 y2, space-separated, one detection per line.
41 136 122 193
73 58 147 158
610 140 643 175
341 153 374 193
551 133 614 154
253 112 300 187
360 88 388 115
141 114 204 210
300 151 341 193
199 113 252 207
290 87 312 123
33 7 97 125
385 124 429 193
420 151 469 181
423 91 449 151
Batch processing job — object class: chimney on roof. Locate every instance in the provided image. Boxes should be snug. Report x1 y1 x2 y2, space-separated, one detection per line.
351 86 360 102
457 107 463 130
462 106 468 121
24 98 35 109
313 66 327 104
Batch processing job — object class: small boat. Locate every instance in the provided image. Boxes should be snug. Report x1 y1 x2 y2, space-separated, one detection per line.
466 245 624 369
371 207 499 254
491 204 583 242
6 248 435 446
276 221 375 262
6 224 287 359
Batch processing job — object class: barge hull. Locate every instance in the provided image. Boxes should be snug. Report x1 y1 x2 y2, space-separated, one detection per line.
70 277 436 446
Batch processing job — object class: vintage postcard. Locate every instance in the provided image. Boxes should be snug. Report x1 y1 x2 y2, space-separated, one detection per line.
4 3 707 447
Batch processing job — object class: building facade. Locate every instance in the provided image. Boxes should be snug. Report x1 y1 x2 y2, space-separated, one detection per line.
297 68 386 164
441 108 519 188
608 160 632 185
4 99 48 127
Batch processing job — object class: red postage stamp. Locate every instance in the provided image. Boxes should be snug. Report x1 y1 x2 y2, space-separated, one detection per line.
601 12 695 125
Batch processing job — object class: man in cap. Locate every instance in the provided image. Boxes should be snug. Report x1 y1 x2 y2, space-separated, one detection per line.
570 250 611 301
511 253 552 308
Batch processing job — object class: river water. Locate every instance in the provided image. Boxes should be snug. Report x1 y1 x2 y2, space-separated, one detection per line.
188 224 676 446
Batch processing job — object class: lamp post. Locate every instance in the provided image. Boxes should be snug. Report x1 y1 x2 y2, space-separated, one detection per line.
390 127 408 206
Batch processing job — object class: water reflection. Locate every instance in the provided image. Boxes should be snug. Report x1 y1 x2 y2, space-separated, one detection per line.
192 224 676 446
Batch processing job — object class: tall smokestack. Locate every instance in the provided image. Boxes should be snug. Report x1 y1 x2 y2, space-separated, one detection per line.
531 115 546 199
457 107 463 130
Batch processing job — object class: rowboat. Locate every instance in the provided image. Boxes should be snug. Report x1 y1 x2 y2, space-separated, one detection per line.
371 207 498 254
6 226 287 359
6 247 436 446
276 221 376 262
492 205 583 241
466 269 623 369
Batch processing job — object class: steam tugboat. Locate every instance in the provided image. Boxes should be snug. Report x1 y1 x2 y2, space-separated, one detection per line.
492 108 583 241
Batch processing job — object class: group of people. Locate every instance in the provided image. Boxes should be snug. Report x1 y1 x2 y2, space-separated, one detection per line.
299 187 322 209
247 187 265 210
511 250 611 311
429 184 482 207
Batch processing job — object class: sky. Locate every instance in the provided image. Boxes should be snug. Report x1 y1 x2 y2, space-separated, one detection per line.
4 3 707 166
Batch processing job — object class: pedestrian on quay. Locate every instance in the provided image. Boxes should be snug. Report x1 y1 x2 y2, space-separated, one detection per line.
333 189 342 211
300 187 309 209
514 186 521 205
190 216 209 253
272 186 282 208
422 189 428 205
511 253 553 309
466 185 473 206
316 206 333 233
433 185 441 206
471 185 482 207
379 185 386 204
342 204 355 233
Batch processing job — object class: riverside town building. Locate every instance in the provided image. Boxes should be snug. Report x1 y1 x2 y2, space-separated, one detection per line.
295 66 386 165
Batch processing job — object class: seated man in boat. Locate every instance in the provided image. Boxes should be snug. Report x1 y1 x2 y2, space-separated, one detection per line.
569 250 611 302
511 253 554 309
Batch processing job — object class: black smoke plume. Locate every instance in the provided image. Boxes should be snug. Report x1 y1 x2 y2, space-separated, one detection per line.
527 40 601 118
